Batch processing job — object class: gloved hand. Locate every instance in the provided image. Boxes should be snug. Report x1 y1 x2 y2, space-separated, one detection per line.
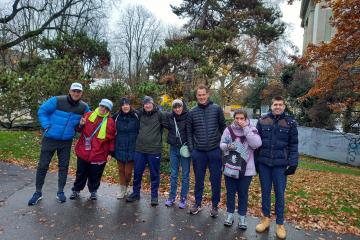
284 165 297 175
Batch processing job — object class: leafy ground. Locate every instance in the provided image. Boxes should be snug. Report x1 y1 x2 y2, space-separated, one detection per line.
0 131 359 236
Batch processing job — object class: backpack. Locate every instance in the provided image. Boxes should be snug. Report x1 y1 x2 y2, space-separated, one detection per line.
223 126 248 179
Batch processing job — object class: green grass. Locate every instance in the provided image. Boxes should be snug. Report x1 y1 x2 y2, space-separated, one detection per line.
0 131 40 160
299 155 360 176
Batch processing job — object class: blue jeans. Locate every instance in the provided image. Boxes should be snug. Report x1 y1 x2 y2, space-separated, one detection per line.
258 163 287 224
225 175 253 215
169 146 190 200
192 148 222 207
133 151 161 199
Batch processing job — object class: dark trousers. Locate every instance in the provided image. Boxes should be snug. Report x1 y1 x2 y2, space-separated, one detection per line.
132 151 161 199
225 175 253 215
192 148 222 207
35 137 72 193
258 163 287 224
72 157 106 193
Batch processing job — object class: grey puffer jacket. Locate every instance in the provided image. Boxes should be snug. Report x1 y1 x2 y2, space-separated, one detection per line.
187 101 226 152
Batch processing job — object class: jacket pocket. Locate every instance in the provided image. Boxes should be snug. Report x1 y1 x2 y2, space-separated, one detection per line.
278 127 290 140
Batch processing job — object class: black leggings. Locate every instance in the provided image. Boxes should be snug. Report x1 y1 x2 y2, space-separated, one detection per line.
72 157 106 193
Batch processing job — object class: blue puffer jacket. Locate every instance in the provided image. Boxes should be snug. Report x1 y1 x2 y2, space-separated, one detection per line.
112 110 140 162
256 112 299 167
38 95 90 141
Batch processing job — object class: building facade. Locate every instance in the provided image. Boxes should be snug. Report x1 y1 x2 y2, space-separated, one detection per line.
300 0 336 53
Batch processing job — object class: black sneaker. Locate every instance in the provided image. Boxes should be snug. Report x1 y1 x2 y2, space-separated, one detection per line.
151 197 158 206
126 192 140 202
189 204 202 215
69 191 80 200
210 206 219 218
89 192 97 201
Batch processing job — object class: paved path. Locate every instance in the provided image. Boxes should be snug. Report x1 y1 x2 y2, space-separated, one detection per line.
0 162 358 240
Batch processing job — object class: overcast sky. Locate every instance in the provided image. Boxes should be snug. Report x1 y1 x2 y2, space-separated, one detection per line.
110 0 304 53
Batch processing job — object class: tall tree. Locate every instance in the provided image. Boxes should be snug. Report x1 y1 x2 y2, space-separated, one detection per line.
150 0 285 105
113 5 162 90
299 0 360 131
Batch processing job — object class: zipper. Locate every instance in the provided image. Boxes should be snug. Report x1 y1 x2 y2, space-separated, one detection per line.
203 108 209 149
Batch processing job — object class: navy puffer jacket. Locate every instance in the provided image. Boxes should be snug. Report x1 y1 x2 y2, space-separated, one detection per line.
256 112 299 167
112 110 140 162
187 101 226 152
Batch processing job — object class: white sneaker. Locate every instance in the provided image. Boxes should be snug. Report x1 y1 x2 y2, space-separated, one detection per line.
117 185 127 199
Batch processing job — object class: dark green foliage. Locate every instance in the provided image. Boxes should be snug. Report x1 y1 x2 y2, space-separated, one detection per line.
85 81 128 112
151 0 285 102
243 77 267 110
41 32 111 71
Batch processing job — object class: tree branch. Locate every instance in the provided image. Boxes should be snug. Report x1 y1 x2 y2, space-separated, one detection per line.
0 0 82 50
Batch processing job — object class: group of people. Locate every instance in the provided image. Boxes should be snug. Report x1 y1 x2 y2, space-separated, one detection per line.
27 82 298 239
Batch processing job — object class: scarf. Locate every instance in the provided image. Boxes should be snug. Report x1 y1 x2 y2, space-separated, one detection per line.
88 107 109 139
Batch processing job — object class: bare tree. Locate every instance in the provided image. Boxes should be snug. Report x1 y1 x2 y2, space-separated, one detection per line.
113 5 162 89
0 0 112 51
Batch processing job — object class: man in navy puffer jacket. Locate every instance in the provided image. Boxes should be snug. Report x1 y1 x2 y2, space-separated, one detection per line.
255 96 298 239
187 84 226 217
28 83 90 206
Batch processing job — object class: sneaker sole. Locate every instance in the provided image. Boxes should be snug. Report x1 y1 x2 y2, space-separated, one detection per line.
224 221 234 227
126 198 140 202
239 225 247 230
28 196 43 206
189 208 202 215
210 213 218 218
56 196 66 203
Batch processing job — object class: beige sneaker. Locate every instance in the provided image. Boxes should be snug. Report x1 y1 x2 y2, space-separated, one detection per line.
255 217 271 232
276 224 286 239
117 185 127 199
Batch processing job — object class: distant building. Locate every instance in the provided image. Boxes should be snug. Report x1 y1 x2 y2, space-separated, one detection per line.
300 0 336 53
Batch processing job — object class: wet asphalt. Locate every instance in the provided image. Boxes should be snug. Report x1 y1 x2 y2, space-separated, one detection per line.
0 162 358 240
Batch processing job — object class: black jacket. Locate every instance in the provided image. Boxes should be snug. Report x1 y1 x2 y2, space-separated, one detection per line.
166 110 188 147
187 101 226 152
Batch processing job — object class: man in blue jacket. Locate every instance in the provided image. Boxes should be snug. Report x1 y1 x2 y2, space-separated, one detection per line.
187 84 226 217
28 83 90 206
255 96 298 239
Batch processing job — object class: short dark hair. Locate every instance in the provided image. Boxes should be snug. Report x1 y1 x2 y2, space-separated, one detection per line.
196 84 209 93
271 96 285 104
233 109 248 119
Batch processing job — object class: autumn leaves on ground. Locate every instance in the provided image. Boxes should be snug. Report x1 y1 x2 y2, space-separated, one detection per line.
0 131 359 236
